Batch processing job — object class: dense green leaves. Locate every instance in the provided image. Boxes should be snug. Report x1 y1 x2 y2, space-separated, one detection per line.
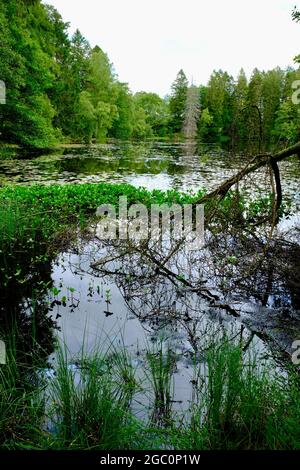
1 1 300 149
0 1 149 147
0 0 57 148
133 92 169 137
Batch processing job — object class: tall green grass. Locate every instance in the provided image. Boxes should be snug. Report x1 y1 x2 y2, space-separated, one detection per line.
0 343 45 448
48 345 138 449
171 340 300 450
1 337 299 450
145 343 174 426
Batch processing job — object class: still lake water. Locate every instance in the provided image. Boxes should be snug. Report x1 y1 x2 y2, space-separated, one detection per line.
1 141 300 203
2 141 300 409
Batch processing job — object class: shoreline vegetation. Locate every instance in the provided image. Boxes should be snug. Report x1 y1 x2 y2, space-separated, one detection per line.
1 1 300 151
0 182 299 449
0 137 186 160
0 337 299 450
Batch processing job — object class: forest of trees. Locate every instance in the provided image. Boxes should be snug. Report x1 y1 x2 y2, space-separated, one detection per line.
1 0 300 149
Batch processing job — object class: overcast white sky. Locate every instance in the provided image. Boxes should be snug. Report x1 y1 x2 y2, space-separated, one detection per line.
44 0 300 96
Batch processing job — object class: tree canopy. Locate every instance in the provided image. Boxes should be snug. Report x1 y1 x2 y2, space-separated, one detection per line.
1 0 300 149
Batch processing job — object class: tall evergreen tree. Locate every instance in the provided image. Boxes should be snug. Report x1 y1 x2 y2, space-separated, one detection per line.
261 68 284 142
204 70 234 141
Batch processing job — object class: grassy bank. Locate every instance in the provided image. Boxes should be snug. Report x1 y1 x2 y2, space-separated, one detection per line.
0 339 299 450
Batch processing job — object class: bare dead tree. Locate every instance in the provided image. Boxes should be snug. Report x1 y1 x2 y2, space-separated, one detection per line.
183 85 200 139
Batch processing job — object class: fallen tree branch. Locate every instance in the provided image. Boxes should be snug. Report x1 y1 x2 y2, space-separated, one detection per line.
270 160 282 210
195 142 300 204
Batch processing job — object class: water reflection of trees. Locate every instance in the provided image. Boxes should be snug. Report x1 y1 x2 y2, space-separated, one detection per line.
0 245 58 367
86 204 300 359
57 141 227 181
86 236 252 358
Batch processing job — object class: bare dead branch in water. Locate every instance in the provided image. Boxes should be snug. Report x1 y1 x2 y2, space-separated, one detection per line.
196 142 300 211
270 160 282 219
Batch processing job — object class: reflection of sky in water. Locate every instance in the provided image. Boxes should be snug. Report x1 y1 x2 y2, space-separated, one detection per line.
126 173 171 190
49 242 272 410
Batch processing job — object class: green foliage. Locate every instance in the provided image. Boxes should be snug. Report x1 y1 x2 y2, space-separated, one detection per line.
171 340 300 450
0 182 298 450
49 346 137 449
200 70 234 142
0 182 288 299
145 343 174 426
0 349 44 447
131 104 152 139
75 91 96 144
273 100 300 143
230 69 248 143
198 108 213 140
198 63 300 147
134 92 170 137
0 1 59 148
1 1 300 148
111 83 134 140
51 28 91 138
0 1 155 147
0 337 299 449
